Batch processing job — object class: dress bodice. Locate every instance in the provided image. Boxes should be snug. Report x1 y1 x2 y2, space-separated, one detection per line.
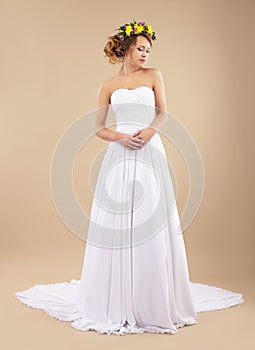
110 86 156 134
110 86 155 106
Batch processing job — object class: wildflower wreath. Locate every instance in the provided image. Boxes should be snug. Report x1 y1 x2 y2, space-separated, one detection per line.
114 19 157 41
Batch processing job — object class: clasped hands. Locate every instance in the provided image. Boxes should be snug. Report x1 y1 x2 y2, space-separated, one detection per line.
117 127 156 150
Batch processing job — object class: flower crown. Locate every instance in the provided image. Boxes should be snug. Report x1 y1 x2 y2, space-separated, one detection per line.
114 19 157 42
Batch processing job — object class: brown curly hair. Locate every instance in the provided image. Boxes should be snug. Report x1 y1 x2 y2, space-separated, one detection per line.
103 33 153 65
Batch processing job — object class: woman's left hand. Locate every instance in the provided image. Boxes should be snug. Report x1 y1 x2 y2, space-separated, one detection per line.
132 128 156 145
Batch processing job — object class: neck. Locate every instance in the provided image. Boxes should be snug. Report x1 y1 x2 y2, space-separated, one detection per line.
118 61 142 76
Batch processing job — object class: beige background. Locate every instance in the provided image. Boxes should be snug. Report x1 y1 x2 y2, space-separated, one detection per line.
1 0 254 349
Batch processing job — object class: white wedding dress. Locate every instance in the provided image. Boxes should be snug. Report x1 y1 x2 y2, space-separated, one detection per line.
14 86 244 335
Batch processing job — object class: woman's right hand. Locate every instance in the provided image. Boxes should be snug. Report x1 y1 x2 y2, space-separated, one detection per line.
115 132 145 150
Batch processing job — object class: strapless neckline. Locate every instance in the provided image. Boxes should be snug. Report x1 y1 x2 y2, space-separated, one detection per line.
110 85 154 102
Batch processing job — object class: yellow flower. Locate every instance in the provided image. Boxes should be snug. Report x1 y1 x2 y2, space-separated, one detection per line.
134 23 143 34
125 25 133 36
147 25 153 36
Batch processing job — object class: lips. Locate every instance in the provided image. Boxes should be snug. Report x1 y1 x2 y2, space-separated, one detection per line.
139 59 145 62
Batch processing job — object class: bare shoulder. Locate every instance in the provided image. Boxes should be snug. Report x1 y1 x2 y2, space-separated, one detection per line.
146 67 163 80
142 67 164 90
98 77 113 93
97 76 116 100
146 68 167 110
96 78 116 105
98 75 120 96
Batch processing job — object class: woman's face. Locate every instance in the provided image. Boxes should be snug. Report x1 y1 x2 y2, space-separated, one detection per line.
127 35 151 66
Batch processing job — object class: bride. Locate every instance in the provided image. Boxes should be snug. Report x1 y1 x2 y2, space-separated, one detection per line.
14 20 244 336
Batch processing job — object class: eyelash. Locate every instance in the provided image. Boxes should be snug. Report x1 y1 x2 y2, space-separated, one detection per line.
138 48 150 53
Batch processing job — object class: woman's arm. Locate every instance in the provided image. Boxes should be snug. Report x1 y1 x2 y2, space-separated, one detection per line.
149 68 168 132
95 83 125 142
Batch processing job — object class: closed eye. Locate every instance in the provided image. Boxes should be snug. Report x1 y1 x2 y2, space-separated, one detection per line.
138 48 150 53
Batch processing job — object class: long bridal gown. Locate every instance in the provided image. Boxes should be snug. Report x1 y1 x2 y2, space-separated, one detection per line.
14 86 244 335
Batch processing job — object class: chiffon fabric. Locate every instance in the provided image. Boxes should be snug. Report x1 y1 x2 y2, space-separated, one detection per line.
15 86 244 335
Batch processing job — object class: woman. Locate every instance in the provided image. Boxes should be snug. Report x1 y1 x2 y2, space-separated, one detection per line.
15 20 244 336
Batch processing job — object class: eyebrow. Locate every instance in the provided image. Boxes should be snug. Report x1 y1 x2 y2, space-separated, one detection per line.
138 45 151 49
